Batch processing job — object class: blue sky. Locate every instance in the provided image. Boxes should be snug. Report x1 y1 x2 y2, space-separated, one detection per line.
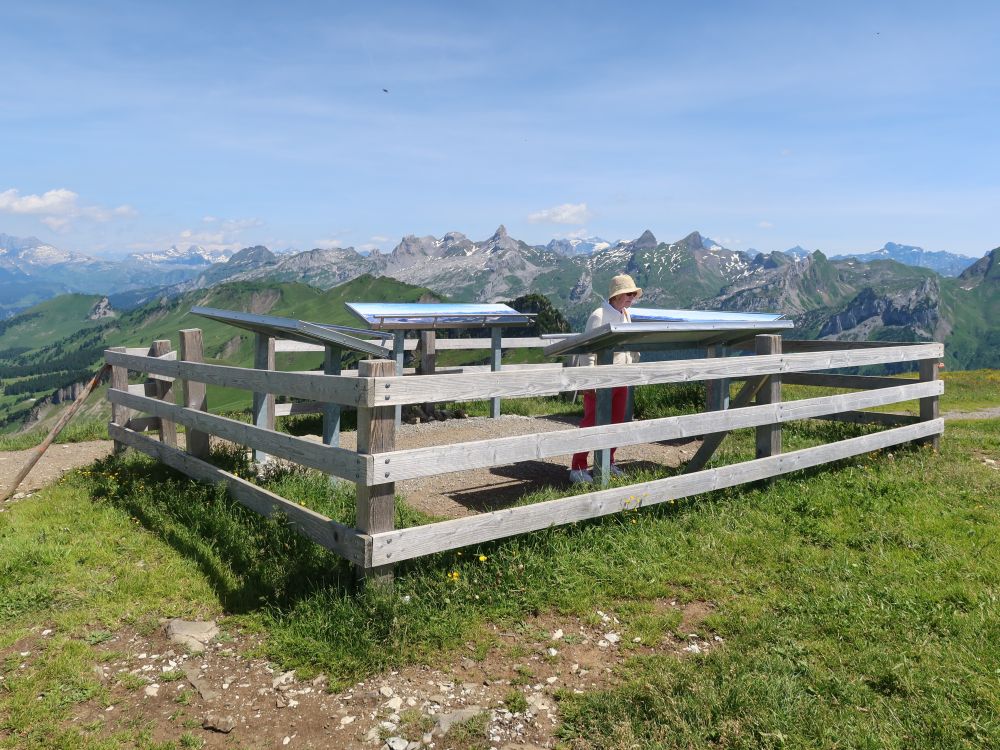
1 1 997 258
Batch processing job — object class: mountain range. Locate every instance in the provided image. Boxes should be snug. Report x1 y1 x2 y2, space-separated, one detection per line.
1 227 996 370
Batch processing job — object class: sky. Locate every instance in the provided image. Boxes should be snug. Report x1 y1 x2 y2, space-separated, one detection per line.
1 1 998 259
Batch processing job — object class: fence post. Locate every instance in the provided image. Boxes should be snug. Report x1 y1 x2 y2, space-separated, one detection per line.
593 349 615 486
323 345 342 449
252 332 275 463
356 359 397 585
147 340 177 447
755 334 782 458
179 329 210 459
917 357 941 451
109 346 129 454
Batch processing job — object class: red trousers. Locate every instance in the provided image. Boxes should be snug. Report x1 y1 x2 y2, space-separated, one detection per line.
571 387 628 471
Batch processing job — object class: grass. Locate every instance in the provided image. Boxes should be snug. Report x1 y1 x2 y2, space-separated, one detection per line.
0 373 997 748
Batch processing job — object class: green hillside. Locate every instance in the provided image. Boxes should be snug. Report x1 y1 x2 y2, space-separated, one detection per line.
0 293 108 352
0 276 442 428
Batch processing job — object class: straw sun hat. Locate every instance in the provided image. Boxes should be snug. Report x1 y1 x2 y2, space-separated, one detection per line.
608 273 642 301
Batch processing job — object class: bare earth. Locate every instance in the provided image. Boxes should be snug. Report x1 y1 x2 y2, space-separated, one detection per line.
2 408 997 748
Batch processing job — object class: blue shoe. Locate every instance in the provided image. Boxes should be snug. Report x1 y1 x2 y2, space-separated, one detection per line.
569 469 593 484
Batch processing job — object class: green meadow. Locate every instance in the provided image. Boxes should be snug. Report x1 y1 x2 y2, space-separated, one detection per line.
1 373 997 748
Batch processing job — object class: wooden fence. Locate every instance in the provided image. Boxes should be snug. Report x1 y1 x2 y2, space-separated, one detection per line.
104 333 943 581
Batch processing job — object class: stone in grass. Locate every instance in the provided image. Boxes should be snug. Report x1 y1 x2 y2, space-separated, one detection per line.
434 706 484 736
202 713 236 733
383 738 409 750
165 619 219 654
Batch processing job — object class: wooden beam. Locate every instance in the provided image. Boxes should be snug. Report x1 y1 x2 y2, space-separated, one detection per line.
365 343 944 406
356 360 397 583
108 389 368 481
372 380 942 482
179 329 210 459
813 411 920 427
108 424 368 565
369 419 945 565
780 372 911 390
104 350 367 406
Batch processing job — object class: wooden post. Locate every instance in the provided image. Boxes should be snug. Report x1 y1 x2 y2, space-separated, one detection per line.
593 349 615 486
252 332 275 463
109 346 129 454
755 334 782 459
323 345 342 448
147 340 177 447
490 326 503 419
417 331 436 419
179 329 210 459
356 359 397 584
917 358 941 450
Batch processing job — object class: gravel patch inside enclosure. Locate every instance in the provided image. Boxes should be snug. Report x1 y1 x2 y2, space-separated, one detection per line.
331 414 700 519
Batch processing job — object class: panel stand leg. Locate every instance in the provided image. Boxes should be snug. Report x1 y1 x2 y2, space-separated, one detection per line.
393 332 405 428
252 333 275 464
417 330 436 418
323 345 342 448
593 349 614 486
490 326 502 419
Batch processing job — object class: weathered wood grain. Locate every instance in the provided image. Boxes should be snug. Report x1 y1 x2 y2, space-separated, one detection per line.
366 343 944 406
179 329 210 459
918 358 941 450
369 419 945 565
780 372 911 390
148 340 177 446
109 424 368 565
104 350 367 405
356 360 397 582
372 379 942 481
108 389 367 481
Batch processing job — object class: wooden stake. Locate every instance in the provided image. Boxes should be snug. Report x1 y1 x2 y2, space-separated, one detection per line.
1 364 110 503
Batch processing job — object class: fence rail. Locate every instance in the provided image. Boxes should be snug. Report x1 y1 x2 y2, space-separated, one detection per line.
105 333 944 580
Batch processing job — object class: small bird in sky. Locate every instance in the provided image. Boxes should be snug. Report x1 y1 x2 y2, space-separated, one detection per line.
382 88 389 93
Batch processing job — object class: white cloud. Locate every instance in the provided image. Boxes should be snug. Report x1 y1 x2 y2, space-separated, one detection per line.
315 238 344 248
0 188 135 232
758 220 774 229
369 235 391 243
528 202 592 225
202 215 218 223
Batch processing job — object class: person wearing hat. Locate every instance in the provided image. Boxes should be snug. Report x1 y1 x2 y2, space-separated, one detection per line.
569 273 642 484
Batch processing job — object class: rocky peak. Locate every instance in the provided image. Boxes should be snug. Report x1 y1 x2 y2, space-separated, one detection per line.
634 230 658 250
227 245 275 265
958 247 999 288
88 296 115 320
484 225 520 254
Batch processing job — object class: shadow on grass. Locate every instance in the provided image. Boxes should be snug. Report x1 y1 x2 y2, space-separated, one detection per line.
85 448 358 614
